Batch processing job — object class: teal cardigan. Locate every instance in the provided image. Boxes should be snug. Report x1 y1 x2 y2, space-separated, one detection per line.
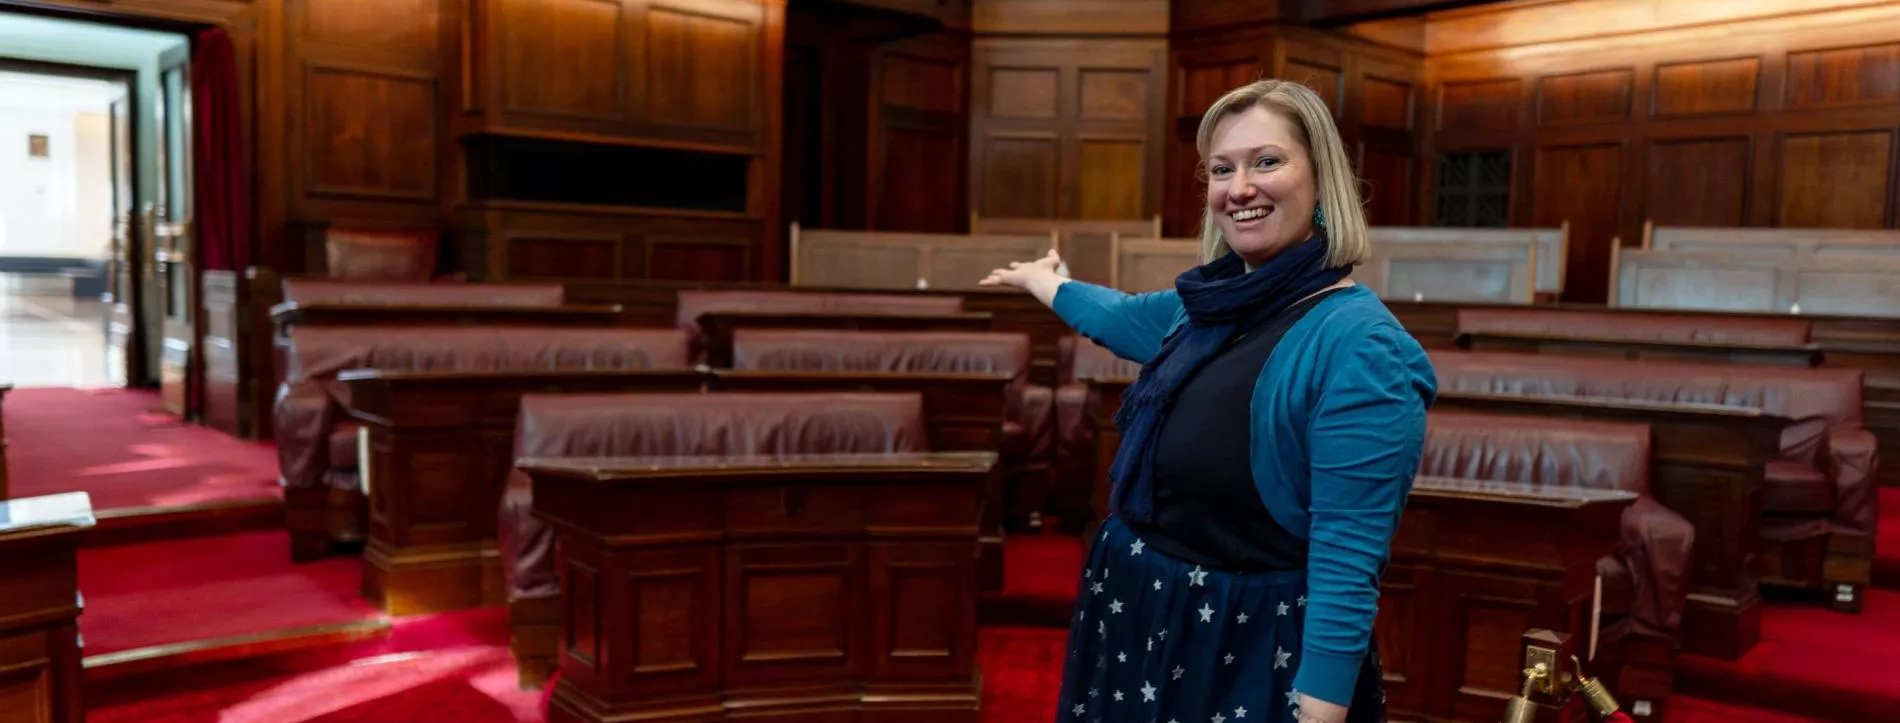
1051 280 1437 705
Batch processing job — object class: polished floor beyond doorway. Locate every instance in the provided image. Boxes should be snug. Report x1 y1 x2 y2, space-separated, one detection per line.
1 273 109 388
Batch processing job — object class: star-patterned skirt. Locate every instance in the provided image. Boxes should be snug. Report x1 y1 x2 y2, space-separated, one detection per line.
1055 515 1385 723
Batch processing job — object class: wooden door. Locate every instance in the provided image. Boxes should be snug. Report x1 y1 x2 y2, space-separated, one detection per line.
104 84 141 388
153 45 194 416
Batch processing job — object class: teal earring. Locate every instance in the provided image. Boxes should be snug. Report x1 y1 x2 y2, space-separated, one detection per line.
1313 204 1326 228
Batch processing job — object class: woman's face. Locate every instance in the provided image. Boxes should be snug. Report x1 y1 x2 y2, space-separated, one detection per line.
1204 105 1318 265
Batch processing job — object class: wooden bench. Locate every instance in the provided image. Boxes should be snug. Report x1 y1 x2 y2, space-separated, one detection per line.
0 491 94 723
1644 222 1900 261
1454 308 1823 367
695 310 994 368
1369 225 1567 300
788 225 1053 291
1610 245 1900 317
275 325 696 563
335 368 709 614
1359 241 1540 304
521 451 996 723
498 389 956 688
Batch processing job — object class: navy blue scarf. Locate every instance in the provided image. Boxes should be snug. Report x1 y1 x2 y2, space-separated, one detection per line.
1107 232 1349 524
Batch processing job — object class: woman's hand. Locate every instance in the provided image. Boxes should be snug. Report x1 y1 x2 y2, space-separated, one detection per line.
979 248 1070 306
1294 695 1348 723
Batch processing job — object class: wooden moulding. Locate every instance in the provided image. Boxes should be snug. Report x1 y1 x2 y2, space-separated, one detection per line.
521 452 996 723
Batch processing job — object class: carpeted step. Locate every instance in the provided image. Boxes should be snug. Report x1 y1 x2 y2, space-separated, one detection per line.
1678 589 1900 722
77 530 384 672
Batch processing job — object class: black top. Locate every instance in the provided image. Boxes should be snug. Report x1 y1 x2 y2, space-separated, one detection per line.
1125 288 1342 572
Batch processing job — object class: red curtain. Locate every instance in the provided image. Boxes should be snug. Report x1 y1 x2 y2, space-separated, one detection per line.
192 26 249 273
188 27 249 417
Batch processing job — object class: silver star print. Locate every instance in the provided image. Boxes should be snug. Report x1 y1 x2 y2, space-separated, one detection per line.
1212 714 1226 723
1197 603 1215 622
1147 637 1154 651
1274 645 1291 669
1110 599 1125 614
1141 682 1157 701
1092 582 1105 594
1153 579 1163 590
1098 620 1106 635
1297 595 1306 607
1085 568 1092 578
1075 703 1086 715
1090 687 1099 698
1236 612 1249 624
1118 652 1128 663
1131 539 1145 555
1104 568 1111 580
1114 690 1125 701
1277 601 1289 616
1159 628 1169 639
1187 566 1208 586
1286 689 1300 706
1235 706 1248 718
1223 653 1235 665
1171 665 1185 680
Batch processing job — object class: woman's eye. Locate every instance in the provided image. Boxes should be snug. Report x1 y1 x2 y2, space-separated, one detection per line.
1255 157 1279 169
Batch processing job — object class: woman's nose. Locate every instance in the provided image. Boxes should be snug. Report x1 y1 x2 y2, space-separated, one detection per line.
1225 173 1256 202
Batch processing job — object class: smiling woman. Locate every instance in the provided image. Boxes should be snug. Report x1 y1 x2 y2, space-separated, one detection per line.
979 79 1433 723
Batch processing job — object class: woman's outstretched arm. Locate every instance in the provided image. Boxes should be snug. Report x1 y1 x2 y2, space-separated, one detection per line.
980 249 1183 364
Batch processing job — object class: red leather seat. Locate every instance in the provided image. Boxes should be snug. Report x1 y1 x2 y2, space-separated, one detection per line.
1423 411 1689 640
1430 350 1877 602
273 325 692 560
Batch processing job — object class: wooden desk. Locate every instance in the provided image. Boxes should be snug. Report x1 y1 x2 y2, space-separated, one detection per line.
335 369 709 615
521 452 997 723
695 311 994 367
0 492 95 723
0 383 10 500
1383 477 1634 723
708 370 1013 591
269 302 626 330
1431 391 1789 661
1457 332 1823 367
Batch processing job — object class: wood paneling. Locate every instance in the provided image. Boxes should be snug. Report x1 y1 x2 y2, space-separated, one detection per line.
1166 25 1423 235
1779 130 1894 228
302 65 438 201
970 38 1167 222
972 0 1168 36
1646 138 1750 227
1423 0 1900 303
646 7 757 131
1537 69 1632 126
1653 57 1759 116
1533 144 1623 304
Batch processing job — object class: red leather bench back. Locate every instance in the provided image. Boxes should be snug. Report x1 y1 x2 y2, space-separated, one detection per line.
1423 411 1651 494
281 279 566 307
674 290 964 337
514 391 929 459
730 329 1028 377
283 326 692 382
1456 308 1812 346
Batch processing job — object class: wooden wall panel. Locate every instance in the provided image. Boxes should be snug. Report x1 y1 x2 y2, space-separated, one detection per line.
1645 138 1749 227
496 0 626 125
1652 58 1758 116
872 34 970 232
1421 0 1900 302
1779 131 1893 228
1533 144 1623 304
646 7 758 131
302 66 437 201
969 38 1167 223
1165 26 1422 235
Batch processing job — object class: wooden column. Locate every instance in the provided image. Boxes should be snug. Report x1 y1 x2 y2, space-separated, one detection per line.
522 452 995 723
0 492 96 723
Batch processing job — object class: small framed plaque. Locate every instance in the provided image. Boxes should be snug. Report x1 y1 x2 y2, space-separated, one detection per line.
27 134 49 158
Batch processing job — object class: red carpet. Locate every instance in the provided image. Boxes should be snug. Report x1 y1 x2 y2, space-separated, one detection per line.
4 388 279 511
1678 588 1900 722
981 532 1085 626
79 531 377 656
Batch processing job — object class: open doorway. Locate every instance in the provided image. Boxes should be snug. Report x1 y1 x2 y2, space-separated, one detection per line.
0 11 191 395
0 68 120 388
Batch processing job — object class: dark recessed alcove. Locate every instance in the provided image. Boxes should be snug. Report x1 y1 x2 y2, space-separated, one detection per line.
465 135 750 212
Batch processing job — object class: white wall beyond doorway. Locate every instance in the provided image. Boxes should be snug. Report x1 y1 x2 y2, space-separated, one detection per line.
0 71 118 262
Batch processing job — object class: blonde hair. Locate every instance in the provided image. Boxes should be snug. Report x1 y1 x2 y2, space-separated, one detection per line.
1194 79 1369 268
